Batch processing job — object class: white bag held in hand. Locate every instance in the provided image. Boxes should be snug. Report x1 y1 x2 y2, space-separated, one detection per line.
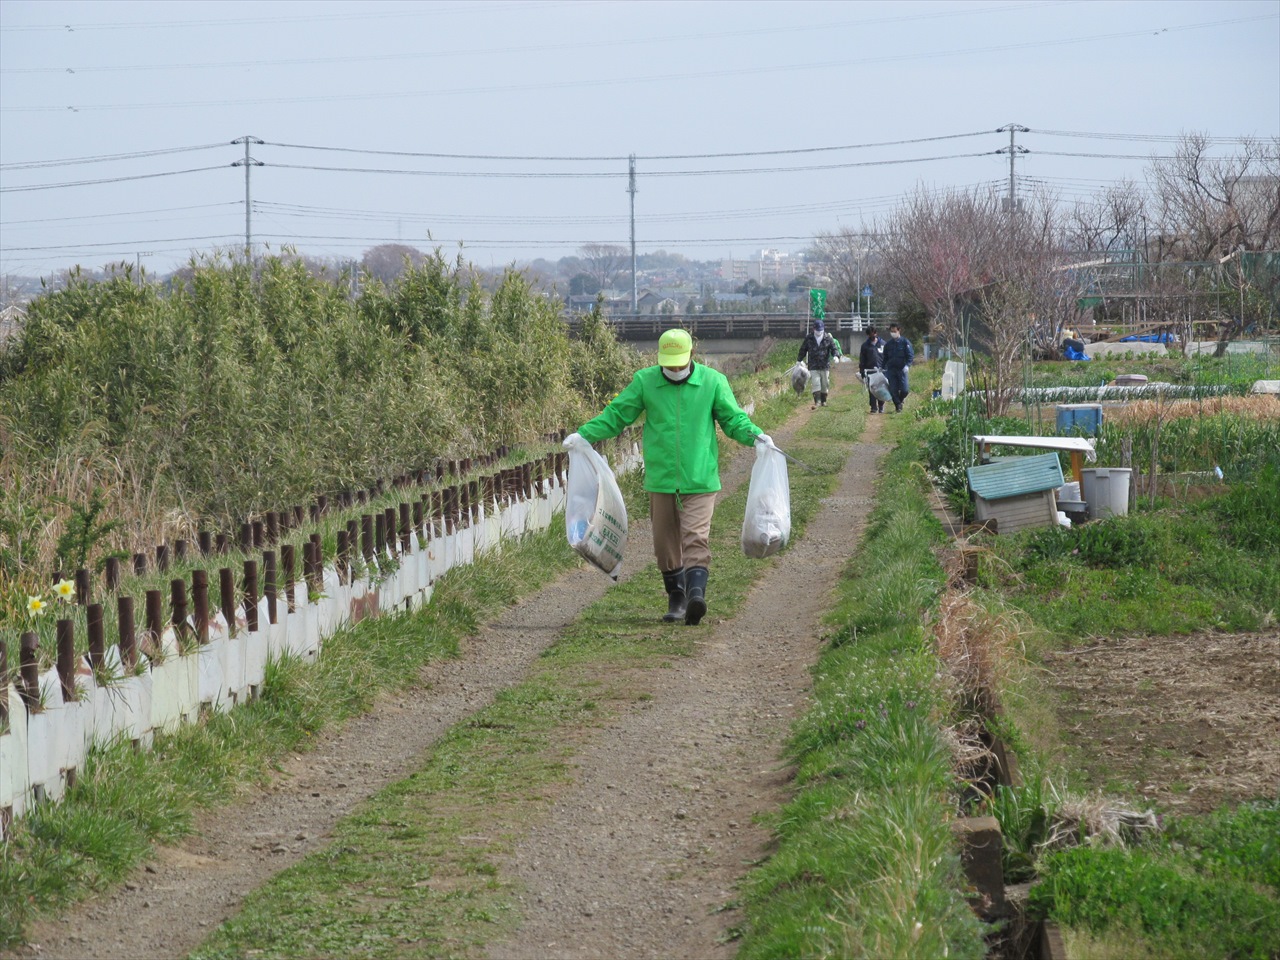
742 441 791 559
867 369 893 403
788 361 809 396
564 434 628 580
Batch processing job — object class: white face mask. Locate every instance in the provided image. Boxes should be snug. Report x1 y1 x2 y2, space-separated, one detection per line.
662 365 692 382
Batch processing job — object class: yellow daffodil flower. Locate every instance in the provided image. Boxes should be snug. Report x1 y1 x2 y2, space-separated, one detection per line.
28 595 47 616
54 578 75 601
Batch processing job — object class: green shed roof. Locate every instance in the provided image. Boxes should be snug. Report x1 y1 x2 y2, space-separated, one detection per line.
967 452 1064 501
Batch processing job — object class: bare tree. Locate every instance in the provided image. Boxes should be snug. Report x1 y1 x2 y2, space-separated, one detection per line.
578 243 629 292
361 244 426 285
1148 134 1280 261
875 186 1009 352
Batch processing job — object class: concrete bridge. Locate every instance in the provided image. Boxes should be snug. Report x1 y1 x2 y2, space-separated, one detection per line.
563 313 894 358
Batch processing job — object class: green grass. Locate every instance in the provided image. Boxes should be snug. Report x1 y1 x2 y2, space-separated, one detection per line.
1030 800 1280 959
0 524 579 948
734 411 986 960
975 491 1280 639
189 371 850 959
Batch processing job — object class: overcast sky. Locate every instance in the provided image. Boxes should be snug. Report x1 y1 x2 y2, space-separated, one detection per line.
1 0 1277 280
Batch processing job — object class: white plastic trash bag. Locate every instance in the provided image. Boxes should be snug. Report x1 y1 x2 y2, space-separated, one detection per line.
788 361 809 396
867 369 893 403
564 434 628 579
742 442 791 559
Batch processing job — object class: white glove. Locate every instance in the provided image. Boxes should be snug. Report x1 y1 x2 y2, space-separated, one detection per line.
904 365 911 373
562 432 583 449
754 433 774 449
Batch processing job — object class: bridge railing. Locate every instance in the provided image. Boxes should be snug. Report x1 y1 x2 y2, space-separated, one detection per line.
562 313 896 341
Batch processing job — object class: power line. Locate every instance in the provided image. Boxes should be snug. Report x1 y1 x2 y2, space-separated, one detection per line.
0 2 1060 64
1 201 241 226
263 131 991 163
1 235 244 253
0 165 227 193
268 152 997 180
9 13 1273 114
0 1 562 32
0 143 228 170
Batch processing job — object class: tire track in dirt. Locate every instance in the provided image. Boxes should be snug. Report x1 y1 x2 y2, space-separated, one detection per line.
488 406 888 960
11 391 811 960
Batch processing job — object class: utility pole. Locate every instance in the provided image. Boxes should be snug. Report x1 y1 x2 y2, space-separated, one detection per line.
231 136 265 262
628 154 638 313
995 123 1028 214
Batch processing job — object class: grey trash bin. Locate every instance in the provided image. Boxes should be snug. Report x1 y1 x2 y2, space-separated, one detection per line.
1080 468 1133 520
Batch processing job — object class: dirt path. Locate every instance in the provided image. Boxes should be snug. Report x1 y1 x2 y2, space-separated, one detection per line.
489 411 887 960
15 372 885 960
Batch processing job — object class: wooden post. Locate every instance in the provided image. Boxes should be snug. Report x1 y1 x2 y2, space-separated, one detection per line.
192 569 210 644
266 511 279 545
1070 450 1084 483
374 513 386 557
198 530 213 556
171 578 189 645
56 619 76 703
133 552 147 576
156 543 170 573
215 532 229 555
398 503 411 552
144 589 164 657
74 567 91 606
105 556 121 592
281 545 296 613
85 604 103 670
19 632 40 709
336 531 349 585
263 550 278 625
308 534 323 590
117 596 137 668
174 539 188 563
219 568 236 636
243 560 259 632
0 640 7 726
251 521 264 548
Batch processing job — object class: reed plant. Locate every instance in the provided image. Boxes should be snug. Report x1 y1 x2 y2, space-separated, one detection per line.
0 254 637 631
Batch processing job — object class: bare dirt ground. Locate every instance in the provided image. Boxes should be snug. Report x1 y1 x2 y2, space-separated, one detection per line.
15 370 889 960
1047 629 1280 812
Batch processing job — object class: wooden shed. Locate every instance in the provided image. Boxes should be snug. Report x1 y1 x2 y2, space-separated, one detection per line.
966 453 1065 534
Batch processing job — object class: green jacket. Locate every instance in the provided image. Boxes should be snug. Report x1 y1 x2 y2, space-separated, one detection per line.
578 363 762 494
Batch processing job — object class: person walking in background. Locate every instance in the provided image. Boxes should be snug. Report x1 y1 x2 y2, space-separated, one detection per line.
882 323 915 413
797 319 841 409
858 326 886 414
563 328 770 626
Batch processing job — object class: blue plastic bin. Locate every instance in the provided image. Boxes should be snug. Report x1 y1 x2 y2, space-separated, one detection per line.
1056 403 1103 435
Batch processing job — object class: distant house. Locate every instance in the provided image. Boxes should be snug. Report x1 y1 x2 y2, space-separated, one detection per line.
636 291 678 315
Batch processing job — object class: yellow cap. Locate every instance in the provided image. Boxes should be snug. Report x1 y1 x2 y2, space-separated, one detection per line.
657 328 693 367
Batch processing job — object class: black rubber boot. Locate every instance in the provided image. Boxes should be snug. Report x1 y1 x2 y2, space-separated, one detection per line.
661 568 686 623
684 566 709 626
820 391 828 406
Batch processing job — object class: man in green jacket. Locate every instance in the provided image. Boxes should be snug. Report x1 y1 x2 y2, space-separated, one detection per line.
564 328 771 626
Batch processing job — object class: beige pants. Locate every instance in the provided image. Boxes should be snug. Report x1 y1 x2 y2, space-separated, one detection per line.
807 368 831 393
650 492 717 571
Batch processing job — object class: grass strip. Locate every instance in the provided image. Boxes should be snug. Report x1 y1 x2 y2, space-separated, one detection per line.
0 525 580 948
734 411 987 960
189 381 854 959
1030 800 1280 959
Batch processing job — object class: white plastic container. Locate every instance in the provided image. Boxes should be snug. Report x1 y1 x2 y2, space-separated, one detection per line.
1080 468 1133 520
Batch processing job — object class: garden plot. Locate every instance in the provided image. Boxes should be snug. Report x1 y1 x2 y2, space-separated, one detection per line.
1046 630 1280 812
